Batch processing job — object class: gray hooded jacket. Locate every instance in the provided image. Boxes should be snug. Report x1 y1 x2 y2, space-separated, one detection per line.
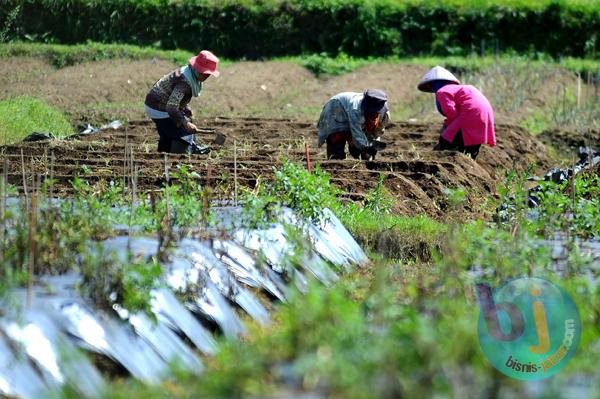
317 92 389 150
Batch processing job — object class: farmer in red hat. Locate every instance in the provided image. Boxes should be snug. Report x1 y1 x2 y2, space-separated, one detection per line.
418 66 495 160
317 89 390 160
145 50 220 154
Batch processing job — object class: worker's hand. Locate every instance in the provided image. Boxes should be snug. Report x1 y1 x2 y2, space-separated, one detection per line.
183 107 193 118
370 139 387 151
184 121 199 133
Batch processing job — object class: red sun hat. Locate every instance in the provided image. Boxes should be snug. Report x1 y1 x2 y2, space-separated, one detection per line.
189 50 220 77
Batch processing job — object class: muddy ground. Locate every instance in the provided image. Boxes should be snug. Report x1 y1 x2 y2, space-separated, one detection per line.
0 118 553 218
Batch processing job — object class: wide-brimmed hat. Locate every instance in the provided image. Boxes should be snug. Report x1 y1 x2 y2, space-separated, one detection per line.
189 50 220 77
363 88 388 113
417 66 460 92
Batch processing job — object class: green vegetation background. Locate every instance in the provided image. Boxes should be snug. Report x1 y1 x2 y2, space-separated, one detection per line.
1 0 599 58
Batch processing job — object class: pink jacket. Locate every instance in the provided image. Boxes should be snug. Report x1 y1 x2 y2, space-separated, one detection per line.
436 84 496 147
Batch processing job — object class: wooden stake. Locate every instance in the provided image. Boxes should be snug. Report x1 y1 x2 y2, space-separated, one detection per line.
163 153 169 183
0 158 6 263
49 150 55 199
123 126 129 192
305 142 312 173
234 140 238 206
20 148 28 206
207 162 213 190
27 180 38 309
577 73 582 109
164 153 171 224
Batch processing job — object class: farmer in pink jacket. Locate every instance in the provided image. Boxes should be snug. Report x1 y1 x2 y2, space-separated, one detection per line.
418 66 496 159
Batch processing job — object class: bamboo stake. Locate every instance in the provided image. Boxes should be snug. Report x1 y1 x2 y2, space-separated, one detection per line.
164 153 171 223
305 142 312 173
129 143 134 189
577 73 582 109
27 178 38 309
49 150 55 199
20 148 28 206
128 163 138 252
123 126 129 192
207 162 212 189
164 153 169 183
0 158 6 263
234 140 238 206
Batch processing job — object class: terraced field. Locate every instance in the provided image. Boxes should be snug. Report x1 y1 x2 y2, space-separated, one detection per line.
0 117 552 217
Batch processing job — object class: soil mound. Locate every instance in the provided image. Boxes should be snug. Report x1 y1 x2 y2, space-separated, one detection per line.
539 128 600 155
0 118 554 219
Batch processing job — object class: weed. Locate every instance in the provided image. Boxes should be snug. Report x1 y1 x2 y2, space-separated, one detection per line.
79 246 164 318
363 176 394 214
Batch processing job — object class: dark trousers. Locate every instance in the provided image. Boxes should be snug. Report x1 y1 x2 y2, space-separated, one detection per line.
435 130 481 159
152 118 195 154
326 131 364 160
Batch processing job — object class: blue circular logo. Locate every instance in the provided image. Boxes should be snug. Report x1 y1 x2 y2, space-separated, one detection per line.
476 277 581 380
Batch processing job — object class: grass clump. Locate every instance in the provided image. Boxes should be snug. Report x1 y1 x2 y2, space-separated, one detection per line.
337 178 445 262
0 96 74 144
0 41 194 68
298 52 373 77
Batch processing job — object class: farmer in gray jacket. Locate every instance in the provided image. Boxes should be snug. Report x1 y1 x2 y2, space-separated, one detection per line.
317 89 390 160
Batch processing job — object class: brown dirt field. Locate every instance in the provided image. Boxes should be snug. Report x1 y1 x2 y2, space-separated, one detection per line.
0 57 580 127
0 118 554 219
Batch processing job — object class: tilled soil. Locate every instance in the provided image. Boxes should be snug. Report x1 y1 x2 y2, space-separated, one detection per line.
0 118 553 218
539 128 600 155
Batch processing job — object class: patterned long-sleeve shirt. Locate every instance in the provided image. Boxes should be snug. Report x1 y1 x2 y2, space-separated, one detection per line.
145 68 196 127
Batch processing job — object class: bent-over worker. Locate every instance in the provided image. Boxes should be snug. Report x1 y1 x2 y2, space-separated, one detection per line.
317 89 390 160
145 50 220 154
418 66 495 160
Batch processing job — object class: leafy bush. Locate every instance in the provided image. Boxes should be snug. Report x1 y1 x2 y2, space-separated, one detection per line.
79 247 164 317
1 0 599 58
243 161 340 225
496 169 600 238
300 52 372 76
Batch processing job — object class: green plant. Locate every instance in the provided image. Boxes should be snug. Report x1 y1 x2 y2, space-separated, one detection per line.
79 246 164 318
0 4 20 43
363 176 394 214
497 169 599 239
300 52 372 76
242 161 340 226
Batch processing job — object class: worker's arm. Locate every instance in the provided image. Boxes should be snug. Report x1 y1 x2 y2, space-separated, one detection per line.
373 111 390 136
166 82 194 130
182 104 193 118
435 90 458 121
348 110 369 150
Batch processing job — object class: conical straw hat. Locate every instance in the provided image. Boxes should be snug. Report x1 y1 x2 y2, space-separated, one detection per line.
417 66 460 92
